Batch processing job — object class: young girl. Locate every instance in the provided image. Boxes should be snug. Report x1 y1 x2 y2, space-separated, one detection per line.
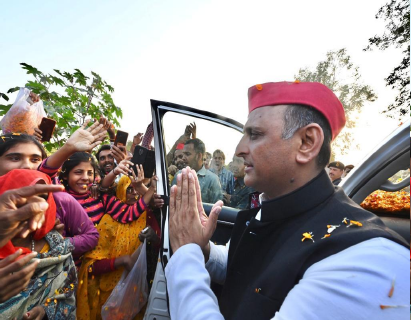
58 152 160 320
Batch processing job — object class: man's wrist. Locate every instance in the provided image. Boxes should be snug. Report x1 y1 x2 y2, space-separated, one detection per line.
202 241 211 263
59 143 76 156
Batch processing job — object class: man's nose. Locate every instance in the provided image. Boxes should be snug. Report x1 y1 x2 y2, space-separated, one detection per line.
235 135 248 158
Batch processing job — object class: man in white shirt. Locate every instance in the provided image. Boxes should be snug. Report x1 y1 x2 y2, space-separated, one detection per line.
165 81 409 320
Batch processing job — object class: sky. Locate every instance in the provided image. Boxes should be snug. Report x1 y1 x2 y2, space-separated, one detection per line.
0 0 406 166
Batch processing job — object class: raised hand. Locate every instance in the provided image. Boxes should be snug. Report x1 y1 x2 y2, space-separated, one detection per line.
98 115 115 140
111 145 127 163
113 159 134 176
190 122 197 139
65 120 107 152
133 133 144 146
131 165 145 187
33 128 43 142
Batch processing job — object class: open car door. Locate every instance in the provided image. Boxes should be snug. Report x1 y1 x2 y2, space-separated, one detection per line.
144 100 245 319
340 120 410 243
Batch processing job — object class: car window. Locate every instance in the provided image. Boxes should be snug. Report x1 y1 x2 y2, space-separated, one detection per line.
360 169 410 216
163 111 253 210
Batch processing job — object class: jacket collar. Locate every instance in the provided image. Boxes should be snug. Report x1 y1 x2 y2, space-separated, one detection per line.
260 170 335 222
197 166 207 177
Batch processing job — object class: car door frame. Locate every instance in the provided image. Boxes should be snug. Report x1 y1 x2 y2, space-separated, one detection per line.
144 99 244 319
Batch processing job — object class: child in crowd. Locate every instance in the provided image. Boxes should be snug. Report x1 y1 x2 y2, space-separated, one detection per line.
58 152 160 320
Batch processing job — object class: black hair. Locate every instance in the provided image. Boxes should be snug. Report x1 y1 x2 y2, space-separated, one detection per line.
185 138 206 156
59 152 99 189
0 133 47 159
96 144 112 161
282 104 332 168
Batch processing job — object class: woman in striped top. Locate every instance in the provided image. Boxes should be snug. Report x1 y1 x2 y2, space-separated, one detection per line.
58 152 155 225
59 152 159 320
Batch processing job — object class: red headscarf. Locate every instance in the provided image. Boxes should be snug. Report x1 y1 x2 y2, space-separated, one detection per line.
0 169 57 258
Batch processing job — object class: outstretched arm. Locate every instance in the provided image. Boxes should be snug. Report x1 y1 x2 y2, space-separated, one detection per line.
44 120 107 169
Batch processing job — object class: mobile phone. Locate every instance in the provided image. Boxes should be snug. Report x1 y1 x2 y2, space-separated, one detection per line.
38 117 56 142
114 130 129 147
131 145 156 179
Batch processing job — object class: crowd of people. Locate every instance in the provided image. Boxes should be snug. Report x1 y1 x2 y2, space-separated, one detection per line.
0 80 409 320
166 126 256 210
0 113 163 319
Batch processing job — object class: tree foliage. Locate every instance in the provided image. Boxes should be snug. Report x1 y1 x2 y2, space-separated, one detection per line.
0 63 122 151
295 48 377 156
364 0 410 118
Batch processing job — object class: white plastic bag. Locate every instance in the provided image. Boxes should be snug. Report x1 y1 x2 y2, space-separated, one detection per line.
101 241 149 320
0 87 46 135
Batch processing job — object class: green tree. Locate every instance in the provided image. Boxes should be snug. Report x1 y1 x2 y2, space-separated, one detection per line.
295 48 377 157
0 63 122 151
365 0 410 118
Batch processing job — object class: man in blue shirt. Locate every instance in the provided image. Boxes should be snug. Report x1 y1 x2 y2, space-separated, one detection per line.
172 138 222 204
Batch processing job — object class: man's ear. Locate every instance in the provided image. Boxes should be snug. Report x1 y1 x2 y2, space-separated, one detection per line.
295 124 324 165
196 152 204 162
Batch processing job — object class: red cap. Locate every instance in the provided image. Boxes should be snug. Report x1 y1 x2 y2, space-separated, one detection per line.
176 143 185 150
248 81 346 140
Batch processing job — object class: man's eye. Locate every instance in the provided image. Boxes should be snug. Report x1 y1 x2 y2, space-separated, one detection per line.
250 132 260 140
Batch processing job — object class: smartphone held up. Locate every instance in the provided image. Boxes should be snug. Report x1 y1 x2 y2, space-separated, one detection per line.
38 117 56 142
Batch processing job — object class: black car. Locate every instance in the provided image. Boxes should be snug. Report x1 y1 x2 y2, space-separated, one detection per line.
143 100 410 319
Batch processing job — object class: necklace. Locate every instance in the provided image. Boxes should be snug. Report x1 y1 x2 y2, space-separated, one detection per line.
31 235 35 252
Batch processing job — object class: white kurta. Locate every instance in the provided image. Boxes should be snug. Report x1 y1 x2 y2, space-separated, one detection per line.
165 237 409 320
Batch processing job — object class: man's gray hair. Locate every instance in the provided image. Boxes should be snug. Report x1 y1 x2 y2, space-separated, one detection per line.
282 104 332 168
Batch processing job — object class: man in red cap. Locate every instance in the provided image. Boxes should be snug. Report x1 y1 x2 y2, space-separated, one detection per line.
166 82 409 320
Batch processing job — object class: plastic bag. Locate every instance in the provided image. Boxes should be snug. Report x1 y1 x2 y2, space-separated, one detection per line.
0 87 46 135
101 241 149 320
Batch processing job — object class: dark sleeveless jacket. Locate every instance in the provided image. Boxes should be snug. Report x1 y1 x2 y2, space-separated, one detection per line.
219 170 408 319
